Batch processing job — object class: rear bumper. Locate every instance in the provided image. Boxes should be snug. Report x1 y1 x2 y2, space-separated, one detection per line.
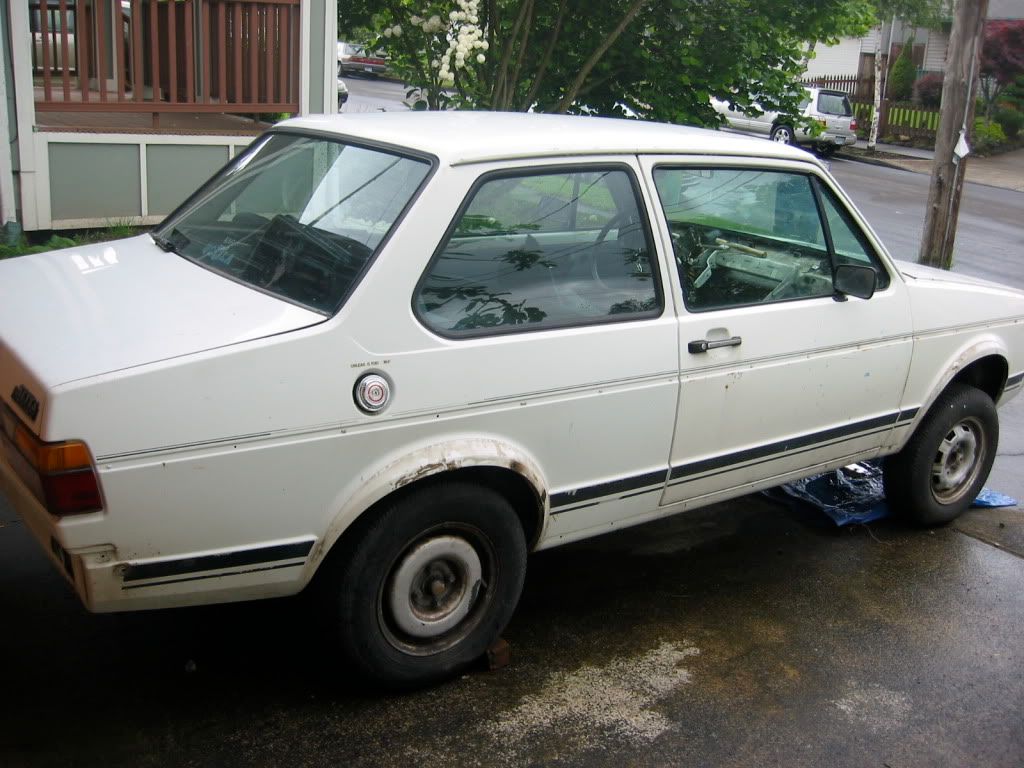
0 454 94 603
804 132 857 147
2 455 312 612
341 61 387 75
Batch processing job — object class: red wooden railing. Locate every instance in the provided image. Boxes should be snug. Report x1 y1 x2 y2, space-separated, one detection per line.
32 0 299 114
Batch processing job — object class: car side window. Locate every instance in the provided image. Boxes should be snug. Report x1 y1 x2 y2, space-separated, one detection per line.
654 168 836 311
815 183 890 290
415 167 661 336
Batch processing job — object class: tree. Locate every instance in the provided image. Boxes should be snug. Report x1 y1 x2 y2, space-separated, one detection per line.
888 37 916 101
865 0 946 150
349 0 876 126
979 20 1024 120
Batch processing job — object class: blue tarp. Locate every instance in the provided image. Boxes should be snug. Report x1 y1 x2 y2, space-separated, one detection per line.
771 461 1018 526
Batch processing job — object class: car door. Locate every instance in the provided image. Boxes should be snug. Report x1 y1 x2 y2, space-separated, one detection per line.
404 159 680 541
640 157 915 506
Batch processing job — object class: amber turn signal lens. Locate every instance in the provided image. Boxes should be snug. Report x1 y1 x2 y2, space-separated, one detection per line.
13 425 93 473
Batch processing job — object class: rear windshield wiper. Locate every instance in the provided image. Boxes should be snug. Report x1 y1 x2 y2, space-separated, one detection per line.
151 228 190 253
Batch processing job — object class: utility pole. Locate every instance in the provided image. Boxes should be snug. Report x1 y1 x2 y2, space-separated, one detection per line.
918 0 988 269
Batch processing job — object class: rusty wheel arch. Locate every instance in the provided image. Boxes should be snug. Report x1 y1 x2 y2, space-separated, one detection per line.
948 354 1009 403
312 464 547 590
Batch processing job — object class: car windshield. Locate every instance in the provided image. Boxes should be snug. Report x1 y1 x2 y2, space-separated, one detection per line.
817 92 852 116
154 133 431 315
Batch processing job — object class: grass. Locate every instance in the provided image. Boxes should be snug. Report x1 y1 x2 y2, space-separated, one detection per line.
0 221 149 260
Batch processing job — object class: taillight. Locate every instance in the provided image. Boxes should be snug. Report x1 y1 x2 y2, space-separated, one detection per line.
850 118 858 131
8 417 102 516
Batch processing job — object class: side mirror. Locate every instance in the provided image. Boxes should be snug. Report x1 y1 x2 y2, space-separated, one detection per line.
833 263 877 301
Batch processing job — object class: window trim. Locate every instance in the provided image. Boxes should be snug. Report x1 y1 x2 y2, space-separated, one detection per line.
155 128 440 318
650 163 891 314
412 161 666 340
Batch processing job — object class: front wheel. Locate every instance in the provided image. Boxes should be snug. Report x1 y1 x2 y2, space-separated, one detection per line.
771 124 795 144
884 384 999 526
320 482 527 687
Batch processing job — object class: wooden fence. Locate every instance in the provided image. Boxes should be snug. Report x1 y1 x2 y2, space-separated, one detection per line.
32 0 300 115
800 75 859 95
851 99 940 141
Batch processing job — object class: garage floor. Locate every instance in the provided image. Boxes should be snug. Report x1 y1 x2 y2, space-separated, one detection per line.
2 495 1021 767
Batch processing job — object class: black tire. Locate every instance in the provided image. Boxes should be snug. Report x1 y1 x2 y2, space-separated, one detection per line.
320 482 527 688
884 384 999 526
771 124 796 145
816 144 837 158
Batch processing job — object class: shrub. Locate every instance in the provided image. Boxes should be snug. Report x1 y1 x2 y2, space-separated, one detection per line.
888 41 916 102
994 107 1023 139
913 72 944 107
972 118 1007 153
1002 74 1024 111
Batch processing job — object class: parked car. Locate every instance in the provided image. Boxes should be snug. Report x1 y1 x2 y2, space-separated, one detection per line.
2 113 1022 688
337 41 388 77
338 77 349 109
712 86 859 156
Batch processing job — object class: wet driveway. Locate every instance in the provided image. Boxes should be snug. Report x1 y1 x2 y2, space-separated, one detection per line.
2 495 1021 767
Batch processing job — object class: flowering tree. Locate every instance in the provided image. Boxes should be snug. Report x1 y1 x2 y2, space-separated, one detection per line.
342 0 880 124
980 20 1024 121
369 0 489 110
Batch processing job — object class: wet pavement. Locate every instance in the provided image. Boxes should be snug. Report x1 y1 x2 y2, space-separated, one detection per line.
3 126 1024 766
2 495 1022 767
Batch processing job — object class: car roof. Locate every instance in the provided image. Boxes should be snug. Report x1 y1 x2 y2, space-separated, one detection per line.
279 111 823 168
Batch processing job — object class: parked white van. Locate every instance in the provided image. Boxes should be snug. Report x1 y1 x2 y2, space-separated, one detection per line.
1 113 1021 686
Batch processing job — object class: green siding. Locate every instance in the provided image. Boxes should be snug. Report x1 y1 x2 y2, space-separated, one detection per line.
147 145 230 215
49 144 141 220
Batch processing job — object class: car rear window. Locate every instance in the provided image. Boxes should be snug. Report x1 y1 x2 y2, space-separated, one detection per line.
154 133 431 315
817 92 852 116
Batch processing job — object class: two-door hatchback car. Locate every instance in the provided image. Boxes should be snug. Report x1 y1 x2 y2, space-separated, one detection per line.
1 112 1022 686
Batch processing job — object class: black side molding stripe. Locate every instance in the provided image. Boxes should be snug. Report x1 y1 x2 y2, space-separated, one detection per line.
122 562 303 590
123 540 315 583
551 469 668 510
671 411 902 481
668 424 895 487
550 409 916 514
1006 372 1024 388
897 407 919 422
550 501 601 516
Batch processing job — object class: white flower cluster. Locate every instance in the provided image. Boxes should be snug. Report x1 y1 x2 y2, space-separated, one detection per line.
421 0 487 87
382 24 402 37
411 14 445 34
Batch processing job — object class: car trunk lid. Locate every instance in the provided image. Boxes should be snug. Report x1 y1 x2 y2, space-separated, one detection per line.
0 235 325 431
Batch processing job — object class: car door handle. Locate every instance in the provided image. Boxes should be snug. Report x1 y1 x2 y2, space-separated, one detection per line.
688 336 742 354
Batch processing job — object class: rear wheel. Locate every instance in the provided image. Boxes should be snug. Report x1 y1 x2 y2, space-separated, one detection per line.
884 384 998 526
771 124 795 144
320 482 527 687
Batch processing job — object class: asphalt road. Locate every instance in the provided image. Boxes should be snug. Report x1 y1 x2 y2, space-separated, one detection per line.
339 75 410 113
2 116 1023 766
829 158 1024 507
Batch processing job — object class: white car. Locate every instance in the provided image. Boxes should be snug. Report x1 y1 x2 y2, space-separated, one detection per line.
1 113 1022 687
712 86 859 156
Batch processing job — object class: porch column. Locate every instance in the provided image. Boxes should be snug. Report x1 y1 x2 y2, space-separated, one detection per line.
7 1 42 229
0 4 19 225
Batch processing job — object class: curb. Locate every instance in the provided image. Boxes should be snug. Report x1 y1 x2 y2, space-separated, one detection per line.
838 152 922 172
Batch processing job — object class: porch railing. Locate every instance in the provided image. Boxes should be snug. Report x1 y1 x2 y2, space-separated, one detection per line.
32 0 300 115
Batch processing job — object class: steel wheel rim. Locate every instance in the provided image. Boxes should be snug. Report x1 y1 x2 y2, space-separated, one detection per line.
379 525 496 656
930 416 985 505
